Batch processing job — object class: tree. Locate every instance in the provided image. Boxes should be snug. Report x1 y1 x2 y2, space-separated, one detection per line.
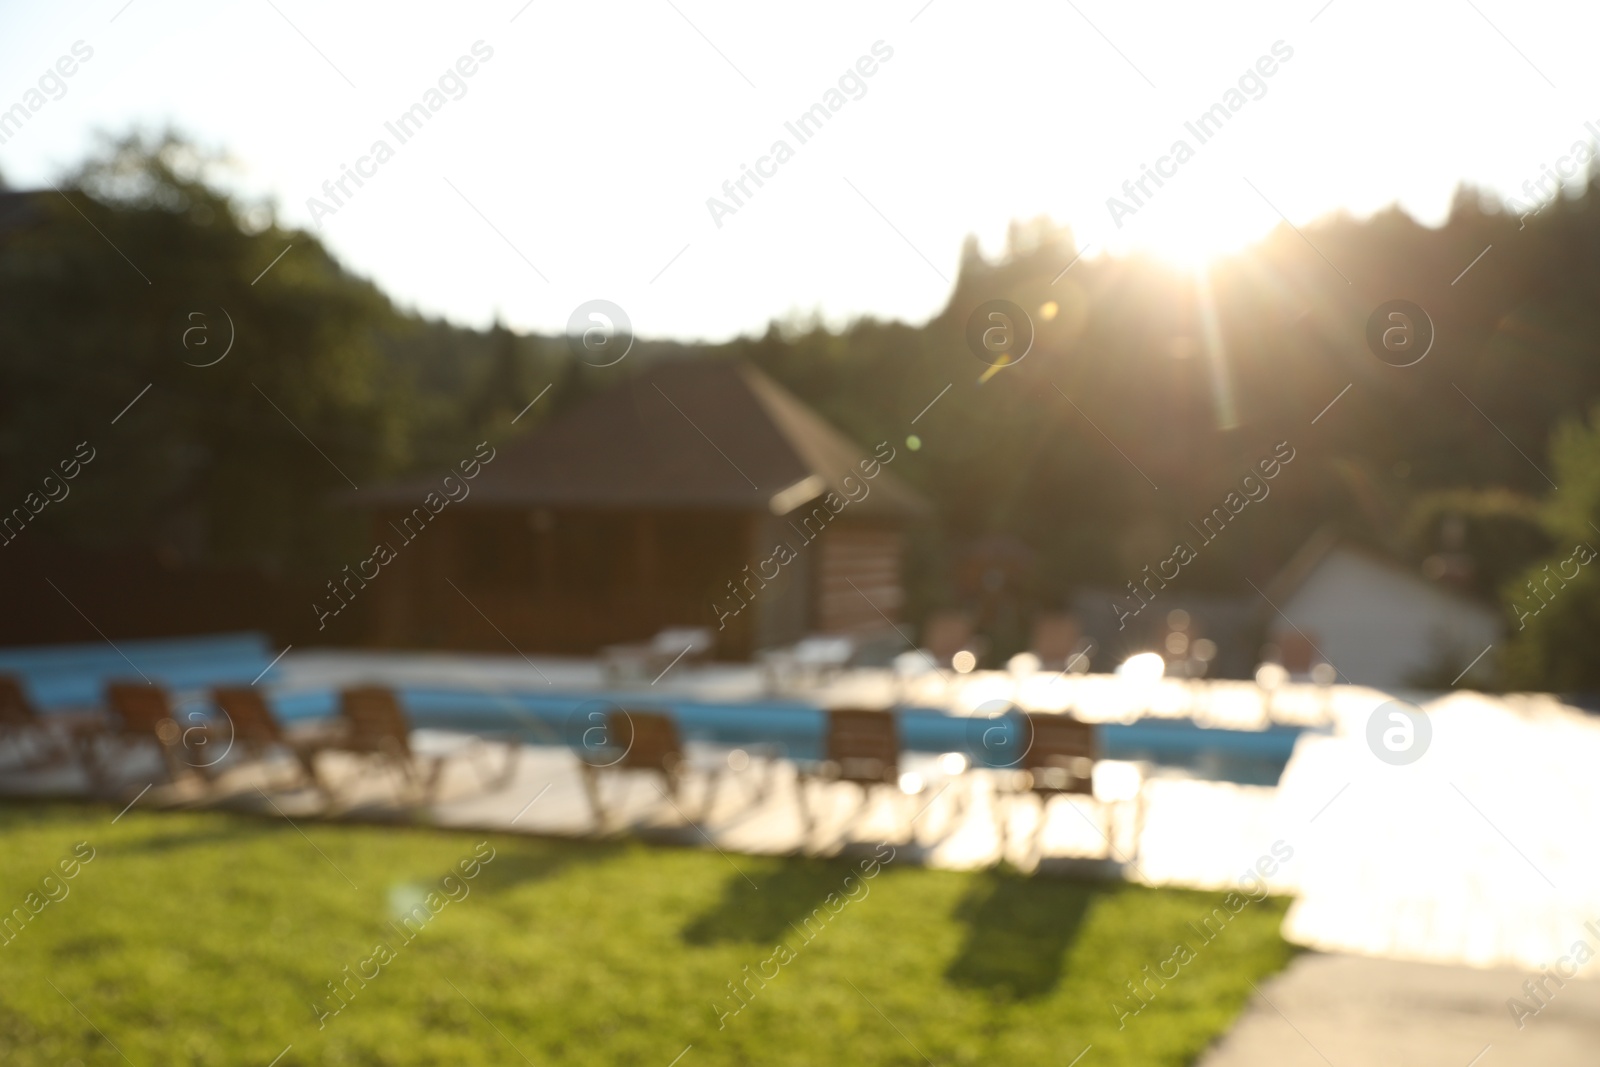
1500 404 1600 689
0 132 410 571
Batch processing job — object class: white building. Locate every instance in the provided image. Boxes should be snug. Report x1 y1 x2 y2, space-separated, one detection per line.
1262 529 1502 689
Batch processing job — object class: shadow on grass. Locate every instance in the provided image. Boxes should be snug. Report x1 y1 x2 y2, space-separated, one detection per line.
944 871 1111 1000
101 813 624 899
50 931 125 962
469 836 627 896
105 822 284 855
680 857 871 946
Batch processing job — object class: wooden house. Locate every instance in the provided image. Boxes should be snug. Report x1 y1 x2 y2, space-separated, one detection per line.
358 359 928 658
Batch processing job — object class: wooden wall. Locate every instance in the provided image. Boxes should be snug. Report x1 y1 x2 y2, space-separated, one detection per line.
366 505 908 659
370 507 755 656
813 521 905 635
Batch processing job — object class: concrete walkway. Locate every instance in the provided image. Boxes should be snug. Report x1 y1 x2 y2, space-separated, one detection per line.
1198 952 1600 1067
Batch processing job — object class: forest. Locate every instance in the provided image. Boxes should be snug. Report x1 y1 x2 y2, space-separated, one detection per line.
3 133 1599 688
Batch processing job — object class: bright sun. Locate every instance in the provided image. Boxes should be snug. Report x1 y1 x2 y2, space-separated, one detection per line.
1114 179 1278 271
1138 211 1263 270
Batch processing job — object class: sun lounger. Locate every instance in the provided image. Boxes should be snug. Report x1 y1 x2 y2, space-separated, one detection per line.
0 673 104 770
101 681 199 788
1028 613 1091 672
893 613 986 696
208 686 317 789
600 627 714 686
301 686 518 805
759 634 857 693
298 686 447 802
576 707 774 830
922 611 985 670
996 711 1144 862
578 708 692 828
797 708 912 839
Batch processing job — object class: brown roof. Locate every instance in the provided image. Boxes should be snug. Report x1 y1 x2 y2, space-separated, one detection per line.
365 359 929 519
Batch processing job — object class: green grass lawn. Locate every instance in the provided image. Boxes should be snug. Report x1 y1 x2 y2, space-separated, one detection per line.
0 802 1293 1066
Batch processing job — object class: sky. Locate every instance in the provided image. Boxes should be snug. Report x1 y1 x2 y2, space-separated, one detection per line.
2 0 1597 343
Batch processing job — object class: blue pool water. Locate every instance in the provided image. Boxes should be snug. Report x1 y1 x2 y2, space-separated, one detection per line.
273 688 1312 786
0 632 277 708
4 632 1311 787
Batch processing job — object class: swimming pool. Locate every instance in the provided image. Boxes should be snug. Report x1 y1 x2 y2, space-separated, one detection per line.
2 632 1309 787
267 686 1312 786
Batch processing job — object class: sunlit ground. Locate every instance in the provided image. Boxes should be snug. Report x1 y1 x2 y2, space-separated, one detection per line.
0 803 1293 1066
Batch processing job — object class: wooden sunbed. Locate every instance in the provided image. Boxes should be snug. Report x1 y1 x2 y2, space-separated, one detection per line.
0 673 105 771
796 708 908 838
578 708 691 828
298 686 518 804
997 711 1143 861
101 681 195 787
208 685 318 788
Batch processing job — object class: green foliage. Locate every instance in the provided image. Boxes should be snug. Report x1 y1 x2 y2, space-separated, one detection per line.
1401 488 1549 601
1501 404 1600 689
0 803 1294 1066
0 133 409 570
16 132 1600 683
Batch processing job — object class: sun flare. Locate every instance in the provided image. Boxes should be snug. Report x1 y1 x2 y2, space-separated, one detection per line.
1137 210 1264 270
